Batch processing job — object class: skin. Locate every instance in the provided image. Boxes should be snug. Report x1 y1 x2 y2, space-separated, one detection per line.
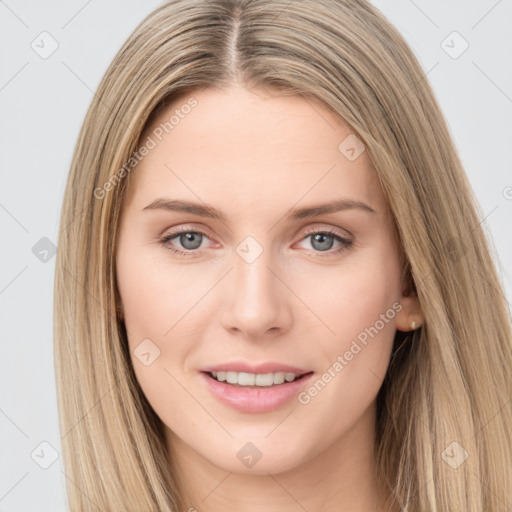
116 84 422 512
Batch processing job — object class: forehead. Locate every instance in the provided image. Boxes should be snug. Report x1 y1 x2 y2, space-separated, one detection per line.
126 86 387 217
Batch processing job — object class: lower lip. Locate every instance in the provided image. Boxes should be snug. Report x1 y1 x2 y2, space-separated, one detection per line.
200 371 314 413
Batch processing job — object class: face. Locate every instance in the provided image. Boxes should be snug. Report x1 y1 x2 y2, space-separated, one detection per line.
115 85 417 476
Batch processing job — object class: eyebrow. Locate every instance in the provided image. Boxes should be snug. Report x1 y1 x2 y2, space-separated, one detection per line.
142 197 376 220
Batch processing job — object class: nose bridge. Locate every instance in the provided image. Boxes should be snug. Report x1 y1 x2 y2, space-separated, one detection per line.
221 234 291 338
234 235 278 311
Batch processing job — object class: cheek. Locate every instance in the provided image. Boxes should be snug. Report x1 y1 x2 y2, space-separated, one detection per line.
297 247 401 423
116 247 194 425
294 243 401 353
116 239 204 345
116 239 216 410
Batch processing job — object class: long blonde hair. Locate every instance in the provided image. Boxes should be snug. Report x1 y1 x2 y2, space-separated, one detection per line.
54 0 512 510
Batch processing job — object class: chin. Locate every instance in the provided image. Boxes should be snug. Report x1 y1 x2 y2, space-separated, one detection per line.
198 432 316 476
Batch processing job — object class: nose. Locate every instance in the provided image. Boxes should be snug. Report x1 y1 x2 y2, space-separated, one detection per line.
220 244 292 341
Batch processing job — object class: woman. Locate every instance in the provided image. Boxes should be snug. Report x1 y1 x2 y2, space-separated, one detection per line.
54 0 512 510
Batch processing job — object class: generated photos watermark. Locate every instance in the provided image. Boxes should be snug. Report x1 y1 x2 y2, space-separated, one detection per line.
297 301 403 405
93 96 198 200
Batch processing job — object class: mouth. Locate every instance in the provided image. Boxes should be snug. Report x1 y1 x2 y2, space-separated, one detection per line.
204 370 313 388
199 369 315 413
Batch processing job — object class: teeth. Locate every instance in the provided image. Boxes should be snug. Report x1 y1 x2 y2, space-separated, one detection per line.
210 371 302 386
226 371 238 384
273 372 285 384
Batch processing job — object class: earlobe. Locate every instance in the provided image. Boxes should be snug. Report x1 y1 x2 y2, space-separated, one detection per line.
395 294 423 332
395 265 423 332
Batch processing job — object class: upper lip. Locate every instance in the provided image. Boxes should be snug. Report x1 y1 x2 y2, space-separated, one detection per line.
201 362 312 375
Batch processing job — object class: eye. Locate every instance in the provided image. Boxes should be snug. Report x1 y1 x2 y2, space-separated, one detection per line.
158 227 212 257
158 226 353 258
297 228 353 258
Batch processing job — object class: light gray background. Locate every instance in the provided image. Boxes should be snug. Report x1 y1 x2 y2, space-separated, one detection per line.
1 1 511 510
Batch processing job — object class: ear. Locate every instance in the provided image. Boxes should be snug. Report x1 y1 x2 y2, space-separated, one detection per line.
395 268 423 332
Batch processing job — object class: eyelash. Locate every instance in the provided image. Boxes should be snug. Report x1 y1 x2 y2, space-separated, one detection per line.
158 226 353 259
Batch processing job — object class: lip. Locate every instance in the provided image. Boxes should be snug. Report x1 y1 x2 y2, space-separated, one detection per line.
200 370 315 414
201 361 311 374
